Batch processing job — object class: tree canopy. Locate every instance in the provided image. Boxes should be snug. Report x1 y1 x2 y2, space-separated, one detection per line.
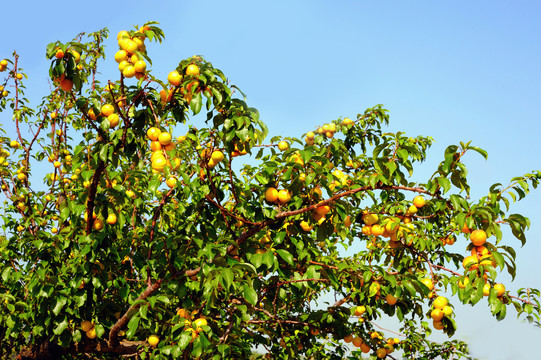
0 22 540 360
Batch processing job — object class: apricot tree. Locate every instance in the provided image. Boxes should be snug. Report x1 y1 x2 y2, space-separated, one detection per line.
0 22 539 360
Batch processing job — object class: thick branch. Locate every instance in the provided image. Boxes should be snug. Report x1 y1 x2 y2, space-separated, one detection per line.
108 280 163 347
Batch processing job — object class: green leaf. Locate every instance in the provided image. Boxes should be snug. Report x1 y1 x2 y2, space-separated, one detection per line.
276 249 294 265
221 268 234 291
52 297 68 316
53 318 68 335
126 315 140 339
243 284 257 305
468 146 488 160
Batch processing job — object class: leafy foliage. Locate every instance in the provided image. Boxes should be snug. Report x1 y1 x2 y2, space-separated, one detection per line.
0 22 539 359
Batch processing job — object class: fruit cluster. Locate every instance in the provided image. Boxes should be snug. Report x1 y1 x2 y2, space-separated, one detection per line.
176 308 208 342
430 296 453 330
0 59 8 72
344 329 400 358
114 27 150 79
81 320 97 339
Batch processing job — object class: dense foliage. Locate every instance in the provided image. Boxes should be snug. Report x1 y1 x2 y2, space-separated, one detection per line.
0 22 539 359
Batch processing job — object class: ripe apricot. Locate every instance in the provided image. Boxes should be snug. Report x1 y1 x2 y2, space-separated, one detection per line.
462 255 479 271
106 213 117 225
101 104 115 117
108 113 120 128
168 70 182 86
352 336 363 347
122 65 136 78
413 195 425 208
277 141 289 151
211 150 224 163
386 294 397 305
186 64 200 76
494 283 505 297
432 320 444 330
315 205 330 216
147 127 161 141
277 189 291 204
421 278 434 290
60 78 73 92
371 224 384 236
300 220 312 232
433 296 448 310
354 305 366 316
158 132 172 146
86 327 97 339
148 334 159 347
483 283 490 296
81 320 94 332
470 229 487 246
152 156 167 171
133 60 147 73
166 177 177 189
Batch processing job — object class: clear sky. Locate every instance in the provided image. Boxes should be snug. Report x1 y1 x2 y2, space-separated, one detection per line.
1 1 540 359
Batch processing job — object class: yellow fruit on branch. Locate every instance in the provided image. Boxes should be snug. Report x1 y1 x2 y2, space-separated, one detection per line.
122 65 136 78
265 187 278 203
433 296 448 310
133 60 147 73
442 305 453 316
86 327 97 339
483 283 491 296
114 50 128 63
413 195 425 208
458 277 470 289
54 48 65 59
300 220 313 232
315 205 330 216
363 213 378 226
371 224 384 236
186 64 200 76
211 150 224 163
342 117 354 126
106 213 117 225
431 308 444 321
168 70 182 86
352 336 363 348
494 283 505 297
148 334 160 347
354 305 366 316
147 127 161 141
108 113 120 128
93 218 104 231
421 278 434 291
470 229 487 246
193 317 207 328
277 189 291 204
277 141 289 151
432 320 444 330
81 320 94 333
166 177 177 189
386 294 397 305
158 132 172 146
101 104 114 117
406 205 418 215
462 255 479 271
376 347 387 358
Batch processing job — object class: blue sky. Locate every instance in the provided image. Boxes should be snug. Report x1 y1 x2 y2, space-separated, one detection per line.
1 1 540 358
